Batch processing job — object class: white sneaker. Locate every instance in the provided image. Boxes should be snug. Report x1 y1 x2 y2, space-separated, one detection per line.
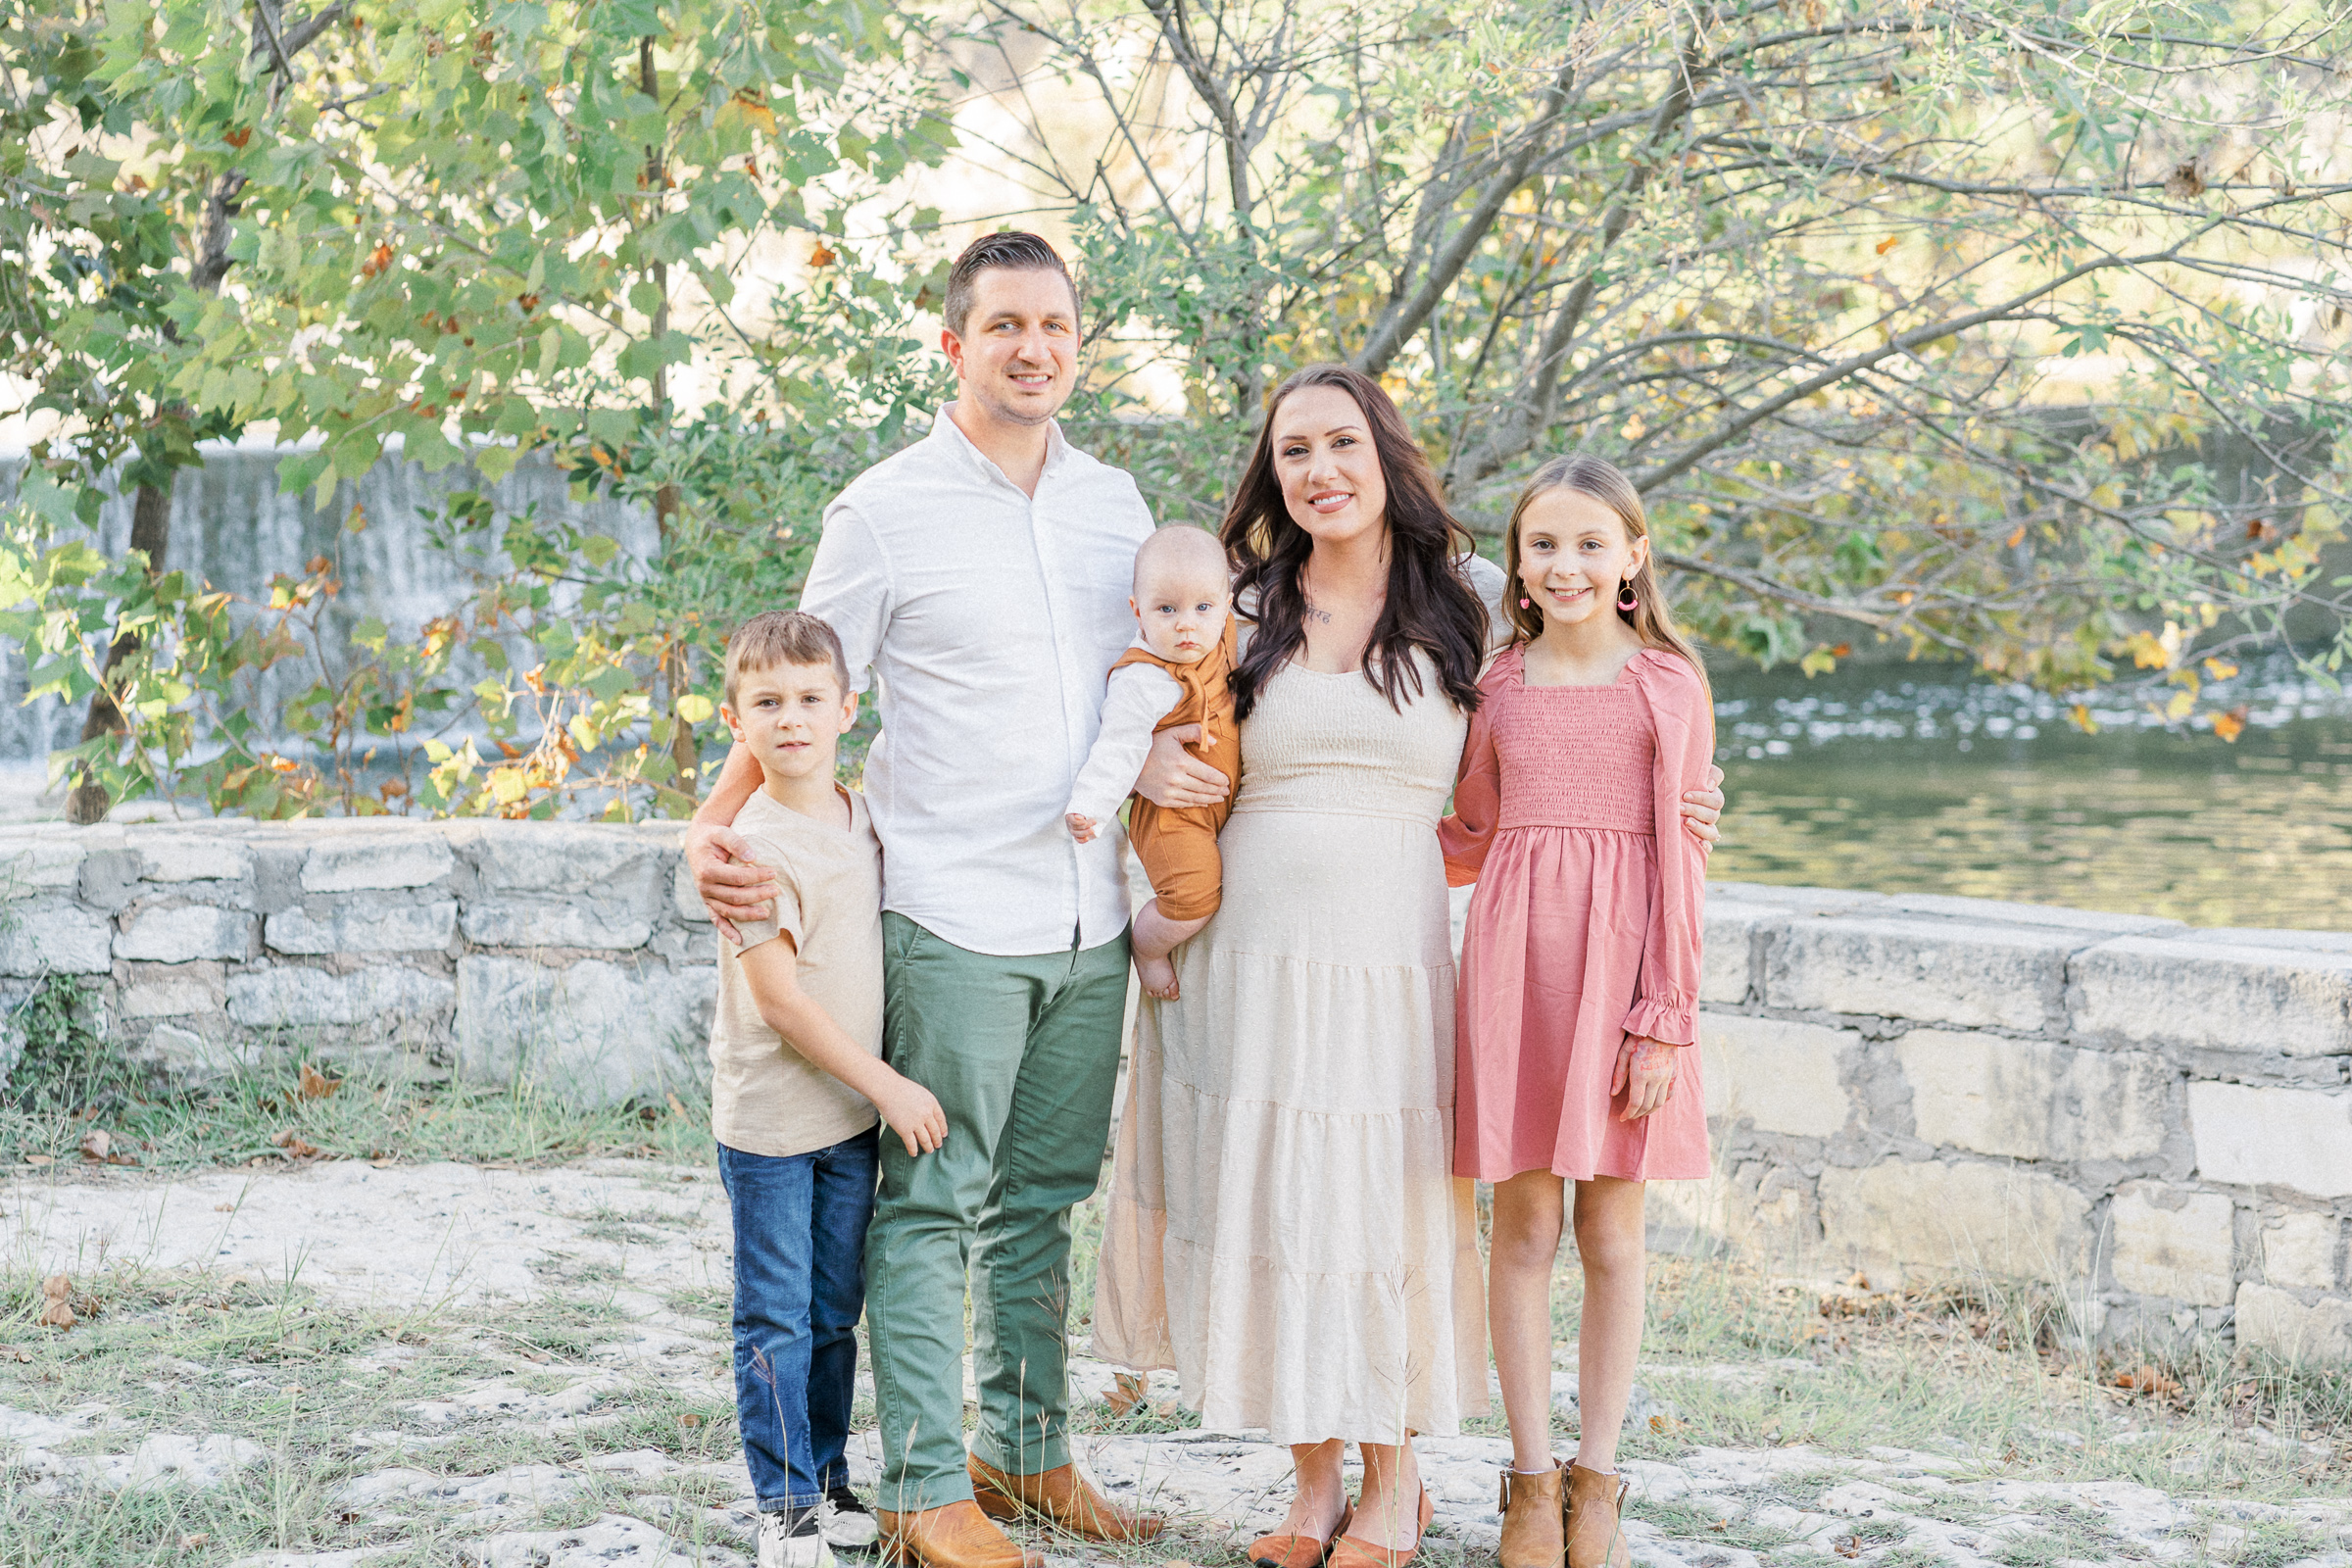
817 1490 881 1550
759 1511 837 1568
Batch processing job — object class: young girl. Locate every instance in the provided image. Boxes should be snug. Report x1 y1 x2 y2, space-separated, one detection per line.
1438 456 1713 1568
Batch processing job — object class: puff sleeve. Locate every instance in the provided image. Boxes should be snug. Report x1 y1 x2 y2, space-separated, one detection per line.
1624 650 1714 1046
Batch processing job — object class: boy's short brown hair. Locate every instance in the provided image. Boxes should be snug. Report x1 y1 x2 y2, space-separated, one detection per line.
723 611 851 708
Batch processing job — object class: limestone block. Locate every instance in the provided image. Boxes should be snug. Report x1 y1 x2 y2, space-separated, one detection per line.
1764 915 2076 1030
0 901 115 974
1699 1013 1854 1138
1818 1158 2092 1282
2263 1213 2342 1290
466 821 662 894
672 860 713 925
2188 1082 2352 1199
225 965 455 1030
0 832 89 898
1896 1030 2169 1162
2234 1282 2352 1365
2109 1183 2236 1305
1878 892 2178 937
116 904 254 963
1646 1167 1811 1255
121 963 225 1019
140 837 256 883
1701 898 1775 1004
2071 933 2352 1057
266 901 458 956
300 833 455 893
454 956 715 1105
130 1022 262 1081
459 900 655 952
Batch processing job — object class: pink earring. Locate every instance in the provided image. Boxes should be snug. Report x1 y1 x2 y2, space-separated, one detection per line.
1518 596 1531 610
1617 580 1640 612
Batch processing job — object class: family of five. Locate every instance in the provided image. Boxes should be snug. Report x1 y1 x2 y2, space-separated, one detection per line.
683 232 1727 1568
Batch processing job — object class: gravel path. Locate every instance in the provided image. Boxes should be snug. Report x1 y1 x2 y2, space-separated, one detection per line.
5 1158 2347 1568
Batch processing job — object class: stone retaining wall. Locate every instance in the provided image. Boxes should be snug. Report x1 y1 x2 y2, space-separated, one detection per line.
0 819 712 1107
2 819 2346 1362
1658 881 2352 1366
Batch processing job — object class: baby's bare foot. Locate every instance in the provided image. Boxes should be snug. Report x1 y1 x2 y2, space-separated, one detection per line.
1137 953 1180 1000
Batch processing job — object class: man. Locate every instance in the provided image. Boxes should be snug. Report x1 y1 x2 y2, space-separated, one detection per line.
687 232 1166 1568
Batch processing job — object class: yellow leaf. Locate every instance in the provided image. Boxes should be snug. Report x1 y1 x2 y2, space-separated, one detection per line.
2164 689 2195 721
2069 704 2099 734
2203 658 2238 680
489 767 527 805
2211 706 2247 742
676 694 714 724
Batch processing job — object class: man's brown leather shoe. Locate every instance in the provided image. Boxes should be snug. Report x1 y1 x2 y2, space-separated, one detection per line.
876 1499 1042 1568
967 1454 1165 1543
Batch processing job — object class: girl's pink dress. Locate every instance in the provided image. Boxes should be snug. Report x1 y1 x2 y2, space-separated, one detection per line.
1440 645 1714 1182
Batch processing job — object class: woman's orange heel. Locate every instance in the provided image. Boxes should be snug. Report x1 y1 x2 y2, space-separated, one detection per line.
1325 1488 1433 1568
1250 1503 1353 1568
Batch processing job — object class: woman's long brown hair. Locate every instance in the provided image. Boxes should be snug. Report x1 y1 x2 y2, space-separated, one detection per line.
1501 453 1712 705
1220 364 1490 720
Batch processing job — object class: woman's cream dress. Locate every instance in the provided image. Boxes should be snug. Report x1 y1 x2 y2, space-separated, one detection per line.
1094 652 1490 1443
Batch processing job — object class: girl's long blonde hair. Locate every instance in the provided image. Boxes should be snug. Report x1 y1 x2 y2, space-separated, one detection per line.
1502 454 1711 704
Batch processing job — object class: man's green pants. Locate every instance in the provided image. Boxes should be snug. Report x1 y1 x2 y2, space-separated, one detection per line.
866 912 1129 1513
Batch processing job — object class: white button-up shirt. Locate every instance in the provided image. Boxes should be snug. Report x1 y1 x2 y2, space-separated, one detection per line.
798 406 1155 956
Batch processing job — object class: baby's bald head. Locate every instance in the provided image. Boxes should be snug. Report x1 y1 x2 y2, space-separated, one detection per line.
1133 525 1230 593
1130 527 1233 664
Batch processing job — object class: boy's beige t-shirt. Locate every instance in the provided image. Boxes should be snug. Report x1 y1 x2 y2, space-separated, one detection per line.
709 787 884 1158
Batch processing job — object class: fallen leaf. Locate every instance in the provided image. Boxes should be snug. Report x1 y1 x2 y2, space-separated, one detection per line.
2112 1363 2183 1396
24 1153 52 1167
270 1130 322 1159
179 1534 210 1550
298 1062 342 1100
666 1091 688 1119
78 1128 111 1161
215 1202 235 1212
37 1275 74 1331
0 1346 32 1362
678 1411 704 1428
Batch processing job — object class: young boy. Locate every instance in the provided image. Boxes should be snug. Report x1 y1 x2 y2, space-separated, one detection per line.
710 611 948 1568
1064 525 1239 1002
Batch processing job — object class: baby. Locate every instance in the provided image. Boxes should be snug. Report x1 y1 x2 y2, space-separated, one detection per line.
1066 526 1240 1001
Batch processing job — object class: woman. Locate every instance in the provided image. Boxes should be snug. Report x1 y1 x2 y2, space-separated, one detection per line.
1099 366 1723 1567
1097 363 1497 1568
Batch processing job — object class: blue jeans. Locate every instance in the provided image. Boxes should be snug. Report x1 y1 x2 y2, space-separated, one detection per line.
718 1126 879 1513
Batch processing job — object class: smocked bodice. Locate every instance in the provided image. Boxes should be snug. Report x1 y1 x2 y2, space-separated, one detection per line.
1490 651 1656 835
1231 656 1469 825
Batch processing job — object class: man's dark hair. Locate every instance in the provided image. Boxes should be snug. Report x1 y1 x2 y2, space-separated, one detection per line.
942 231 1079 338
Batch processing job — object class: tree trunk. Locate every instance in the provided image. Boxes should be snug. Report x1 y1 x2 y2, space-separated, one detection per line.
65 476 173 824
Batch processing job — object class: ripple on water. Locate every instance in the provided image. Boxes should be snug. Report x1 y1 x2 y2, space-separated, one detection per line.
1705 653 2352 932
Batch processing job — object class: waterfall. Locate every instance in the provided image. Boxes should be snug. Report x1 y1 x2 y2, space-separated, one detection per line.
0 441 658 769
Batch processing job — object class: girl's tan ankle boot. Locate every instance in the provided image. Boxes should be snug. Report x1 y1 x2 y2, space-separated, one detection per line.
1496 1463 1566 1568
1565 1463 1632 1568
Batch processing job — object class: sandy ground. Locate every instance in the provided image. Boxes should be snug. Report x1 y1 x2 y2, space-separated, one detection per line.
5 1158 2350 1568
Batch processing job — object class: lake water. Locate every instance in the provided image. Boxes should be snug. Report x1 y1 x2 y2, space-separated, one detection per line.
1705 654 2352 932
